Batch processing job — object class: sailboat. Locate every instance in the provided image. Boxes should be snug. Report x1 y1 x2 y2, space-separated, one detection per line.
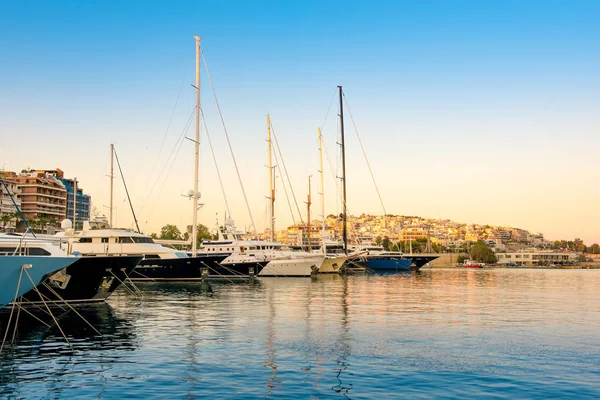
334 86 413 272
315 127 347 273
198 114 325 277
58 38 231 281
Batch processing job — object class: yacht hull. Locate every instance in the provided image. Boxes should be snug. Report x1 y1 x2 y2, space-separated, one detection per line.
21 255 142 303
218 260 268 277
405 255 439 268
319 255 347 274
366 257 414 271
0 256 76 308
130 254 227 281
258 256 324 277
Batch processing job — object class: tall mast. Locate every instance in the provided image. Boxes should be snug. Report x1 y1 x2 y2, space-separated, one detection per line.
267 114 275 241
338 85 348 254
109 143 114 227
318 128 326 253
191 35 201 257
306 175 312 252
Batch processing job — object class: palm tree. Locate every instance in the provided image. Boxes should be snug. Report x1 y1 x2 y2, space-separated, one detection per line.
0 214 11 231
10 212 20 232
38 216 49 234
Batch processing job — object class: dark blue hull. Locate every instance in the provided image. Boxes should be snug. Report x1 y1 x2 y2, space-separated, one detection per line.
22 255 142 303
218 261 268 277
132 254 266 280
366 257 413 271
131 254 227 281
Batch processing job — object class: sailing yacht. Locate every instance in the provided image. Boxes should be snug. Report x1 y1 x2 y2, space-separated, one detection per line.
315 127 348 273
330 86 419 272
199 218 324 277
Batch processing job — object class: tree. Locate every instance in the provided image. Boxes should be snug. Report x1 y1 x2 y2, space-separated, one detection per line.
186 224 216 247
470 241 497 264
0 214 10 230
589 243 600 254
574 238 585 253
11 212 21 232
160 224 182 240
38 216 48 233
457 254 467 264
381 236 391 251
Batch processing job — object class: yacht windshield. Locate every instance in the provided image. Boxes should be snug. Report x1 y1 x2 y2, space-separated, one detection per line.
132 237 154 244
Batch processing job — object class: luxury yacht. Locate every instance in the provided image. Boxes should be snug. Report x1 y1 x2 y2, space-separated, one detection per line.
55 221 226 281
0 235 77 307
2 234 141 303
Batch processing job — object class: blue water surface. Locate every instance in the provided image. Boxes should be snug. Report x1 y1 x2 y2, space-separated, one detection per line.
1 269 599 399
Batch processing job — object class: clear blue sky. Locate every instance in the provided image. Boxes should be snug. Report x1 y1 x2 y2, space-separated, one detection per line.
1 1 599 243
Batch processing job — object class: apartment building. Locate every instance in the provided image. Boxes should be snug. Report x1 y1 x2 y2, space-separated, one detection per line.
0 171 22 231
14 169 67 221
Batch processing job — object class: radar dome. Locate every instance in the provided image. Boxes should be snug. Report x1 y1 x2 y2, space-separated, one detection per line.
61 219 73 229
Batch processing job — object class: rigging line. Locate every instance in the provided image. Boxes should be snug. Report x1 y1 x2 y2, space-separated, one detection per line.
145 124 189 223
342 92 388 217
269 121 304 225
321 88 338 132
201 109 231 216
271 148 296 227
140 107 196 214
113 148 141 233
148 75 186 184
202 51 258 238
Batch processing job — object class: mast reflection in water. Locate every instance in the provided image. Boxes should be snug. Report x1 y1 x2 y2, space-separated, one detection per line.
1 270 599 399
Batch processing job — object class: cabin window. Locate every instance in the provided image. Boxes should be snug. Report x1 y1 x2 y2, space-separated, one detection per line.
101 238 109 243
79 238 92 243
132 237 154 244
144 254 160 259
119 237 134 243
0 247 51 256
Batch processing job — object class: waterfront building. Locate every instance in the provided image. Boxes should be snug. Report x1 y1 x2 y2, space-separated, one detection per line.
58 177 91 230
286 223 325 249
14 169 67 227
496 250 579 266
0 171 21 231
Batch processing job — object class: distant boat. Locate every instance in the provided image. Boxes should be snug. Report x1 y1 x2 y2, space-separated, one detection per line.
458 259 484 268
0 235 77 308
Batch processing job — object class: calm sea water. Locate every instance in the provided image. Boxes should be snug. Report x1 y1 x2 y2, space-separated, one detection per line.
1 269 599 399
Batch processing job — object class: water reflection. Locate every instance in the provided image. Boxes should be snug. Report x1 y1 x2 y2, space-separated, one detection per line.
332 275 352 399
0 302 137 396
0 270 599 399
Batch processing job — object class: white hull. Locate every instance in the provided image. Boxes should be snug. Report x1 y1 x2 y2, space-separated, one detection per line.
319 255 347 274
259 256 324 277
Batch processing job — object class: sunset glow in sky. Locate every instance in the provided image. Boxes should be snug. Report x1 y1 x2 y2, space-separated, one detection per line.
1 1 599 243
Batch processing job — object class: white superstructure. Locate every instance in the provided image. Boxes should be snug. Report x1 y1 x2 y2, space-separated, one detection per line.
55 222 187 260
